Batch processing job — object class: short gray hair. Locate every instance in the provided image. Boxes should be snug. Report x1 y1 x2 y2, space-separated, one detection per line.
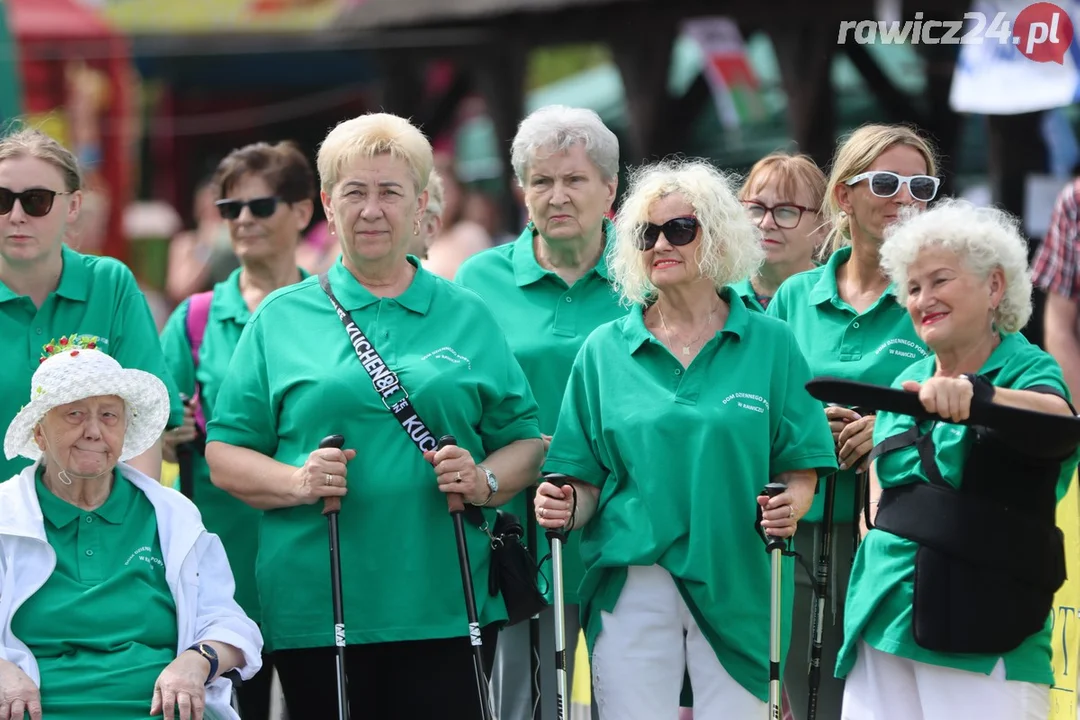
610 158 764 306
510 105 619 185
881 198 1033 333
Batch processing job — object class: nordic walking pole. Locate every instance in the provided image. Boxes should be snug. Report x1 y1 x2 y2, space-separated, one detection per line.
526 485 542 719
176 394 196 500
319 434 349 720
760 482 788 720
806 472 836 720
438 434 494 720
543 474 572 720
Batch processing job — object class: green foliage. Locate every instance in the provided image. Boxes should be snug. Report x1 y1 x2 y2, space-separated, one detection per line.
526 45 613 91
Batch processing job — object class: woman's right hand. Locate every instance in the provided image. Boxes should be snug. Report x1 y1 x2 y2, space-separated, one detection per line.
824 405 862 446
0 660 42 720
290 444 357 506
535 481 575 530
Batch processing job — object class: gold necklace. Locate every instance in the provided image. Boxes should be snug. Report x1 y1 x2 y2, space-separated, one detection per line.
656 300 717 356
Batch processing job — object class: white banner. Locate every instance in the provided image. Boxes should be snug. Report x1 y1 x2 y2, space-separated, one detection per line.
949 0 1080 114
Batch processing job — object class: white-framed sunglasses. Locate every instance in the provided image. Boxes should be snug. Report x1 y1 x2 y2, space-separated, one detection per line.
844 171 940 202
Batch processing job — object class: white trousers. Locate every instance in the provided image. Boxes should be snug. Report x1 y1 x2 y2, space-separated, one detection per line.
841 641 1050 720
591 564 766 720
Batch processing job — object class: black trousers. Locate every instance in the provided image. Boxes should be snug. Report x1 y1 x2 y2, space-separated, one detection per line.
274 625 499 720
235 652 274 719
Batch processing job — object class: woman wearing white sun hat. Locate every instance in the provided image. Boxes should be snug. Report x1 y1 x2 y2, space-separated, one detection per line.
0 340 262 720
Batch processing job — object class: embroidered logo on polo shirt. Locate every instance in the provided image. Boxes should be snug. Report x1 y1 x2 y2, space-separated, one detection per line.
124 545 164 570
422 346 472 370
874 338 928 360
722 392 770 414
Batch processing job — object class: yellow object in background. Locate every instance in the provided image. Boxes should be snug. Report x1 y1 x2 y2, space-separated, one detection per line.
1050 471 1080 720
161 461 180 491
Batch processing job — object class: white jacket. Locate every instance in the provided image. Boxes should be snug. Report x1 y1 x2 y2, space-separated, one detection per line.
0 461 263 720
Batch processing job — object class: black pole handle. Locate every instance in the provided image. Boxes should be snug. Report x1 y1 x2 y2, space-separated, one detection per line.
760 482 788 553
542 473 572 542
320 434 346 515
437 435 466 515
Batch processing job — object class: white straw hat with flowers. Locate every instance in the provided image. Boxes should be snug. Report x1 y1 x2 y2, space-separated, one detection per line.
4 336 170 462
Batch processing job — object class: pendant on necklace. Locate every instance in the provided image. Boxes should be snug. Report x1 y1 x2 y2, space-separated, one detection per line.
682 345 691 356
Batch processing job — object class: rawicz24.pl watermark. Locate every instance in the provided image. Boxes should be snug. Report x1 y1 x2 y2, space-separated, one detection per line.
837 1 1076 63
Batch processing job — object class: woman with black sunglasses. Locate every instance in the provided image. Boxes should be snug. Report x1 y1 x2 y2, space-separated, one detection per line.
0 126 184 485
765 123 938 719
534 157 836 719
158 139 314 720
733 152 828 312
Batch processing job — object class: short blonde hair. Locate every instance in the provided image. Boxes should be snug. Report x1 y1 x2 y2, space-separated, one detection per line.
610 158 764 306
739 151 827 210
0 126 81 192
425 169 445 219
316 113 433 195
880 198 1032 333
824 123 938 255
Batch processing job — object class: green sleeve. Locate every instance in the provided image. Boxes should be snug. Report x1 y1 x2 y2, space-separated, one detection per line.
112 285 185 429
205 316 278 457
543 342 608 487
477 330 542 453
770 328 839 478
159 299 197 400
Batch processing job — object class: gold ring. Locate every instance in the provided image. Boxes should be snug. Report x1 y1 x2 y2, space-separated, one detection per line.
540 507 546 518
456 471 462 482
789 506 796 519
325 474 332 486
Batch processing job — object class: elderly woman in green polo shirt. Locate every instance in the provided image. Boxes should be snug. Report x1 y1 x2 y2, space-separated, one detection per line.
0 127 184 484
766 123 938 719
837 199 1080 720
456 104 625 720
534 157 837 719
0 343 262 720
732 151 826 313
159 139 315 720
205 112 544 719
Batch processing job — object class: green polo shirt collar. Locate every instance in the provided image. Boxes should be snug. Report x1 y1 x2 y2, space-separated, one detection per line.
625 287 748 354
0 244 89 304
511 219 614 288
215 267 311 324
327 255 434 315
37 467 130 528
807 246 897 308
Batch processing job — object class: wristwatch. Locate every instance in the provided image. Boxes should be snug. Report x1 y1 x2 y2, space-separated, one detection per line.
472 464 498 507
186 642 219 686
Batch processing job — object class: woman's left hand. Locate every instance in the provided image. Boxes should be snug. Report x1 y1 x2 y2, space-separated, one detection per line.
756 484 813 539
150 651 209 720
902 377 974 422
424 445 489 505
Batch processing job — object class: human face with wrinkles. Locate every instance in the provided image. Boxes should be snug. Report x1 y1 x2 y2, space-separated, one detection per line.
34 395 126 480
742 181 822 270
322 153 427 273
904 246 1004 355
836 144 930 243
644 193 703 290
0 155 80 267
524 143 616 245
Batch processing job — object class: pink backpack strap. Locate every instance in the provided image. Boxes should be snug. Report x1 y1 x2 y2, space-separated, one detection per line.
184 291 214 435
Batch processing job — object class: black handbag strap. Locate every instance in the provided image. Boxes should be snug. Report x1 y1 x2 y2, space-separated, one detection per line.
319 272 488 529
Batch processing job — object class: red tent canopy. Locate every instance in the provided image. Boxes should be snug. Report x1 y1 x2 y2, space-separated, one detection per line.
6 0 134 263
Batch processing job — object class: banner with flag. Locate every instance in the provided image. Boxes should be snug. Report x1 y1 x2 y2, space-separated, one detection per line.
682 17 767 130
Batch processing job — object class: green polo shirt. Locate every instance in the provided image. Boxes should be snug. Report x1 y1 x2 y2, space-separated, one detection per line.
455 220 627 604
159 267 308 622
0 245 184 482
837 332 1080 684
766 246 929 523
12 468 177 718
207 257 541 652
543 289 837 702
728 277 767 313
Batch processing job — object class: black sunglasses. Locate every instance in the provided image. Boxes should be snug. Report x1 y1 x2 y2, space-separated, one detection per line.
637 216 699 251
0 187 72 217
215 196 280 220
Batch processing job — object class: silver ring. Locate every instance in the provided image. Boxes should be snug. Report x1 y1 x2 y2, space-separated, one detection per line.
325 473 333 486
789 506 796 519
456 471 462 482
539 507 546 518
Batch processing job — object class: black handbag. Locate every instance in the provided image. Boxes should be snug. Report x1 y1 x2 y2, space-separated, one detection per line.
319 272 547 626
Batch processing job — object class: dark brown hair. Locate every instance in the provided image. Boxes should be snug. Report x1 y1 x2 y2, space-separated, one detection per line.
213 140 315 204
